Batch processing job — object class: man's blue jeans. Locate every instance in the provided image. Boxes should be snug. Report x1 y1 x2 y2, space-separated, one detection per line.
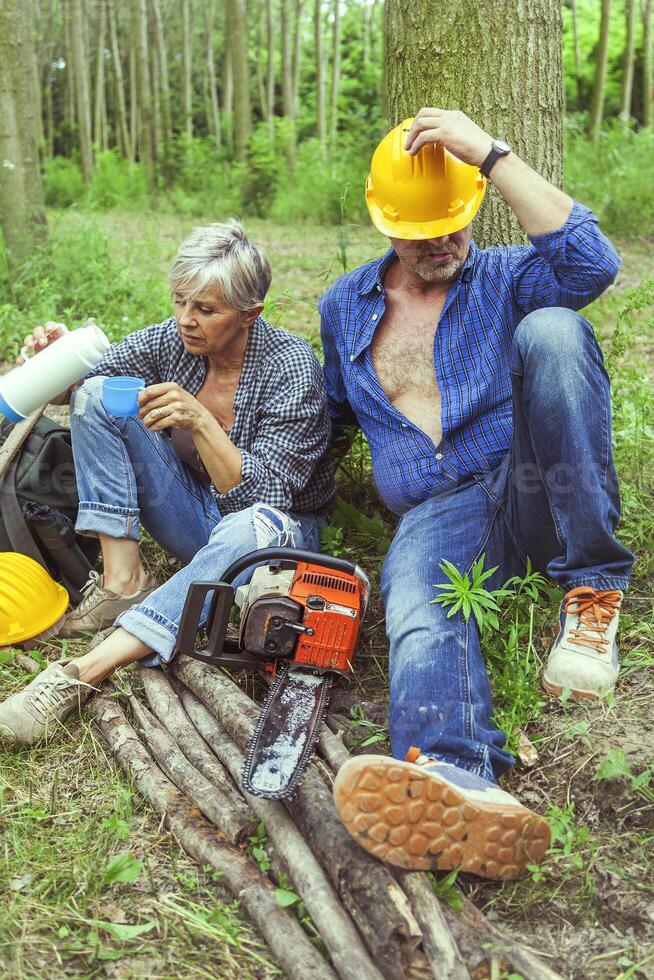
382 309 634 783
70 376 324 667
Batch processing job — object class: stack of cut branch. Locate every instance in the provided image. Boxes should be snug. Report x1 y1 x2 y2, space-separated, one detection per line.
90 656 563 980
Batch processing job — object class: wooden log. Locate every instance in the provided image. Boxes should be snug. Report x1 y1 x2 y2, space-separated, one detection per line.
441 894 564 980
90 691 336 980
174 680 385 980
170 657 429 980
128 694 255 845
398 873 470 980
137 666 252 824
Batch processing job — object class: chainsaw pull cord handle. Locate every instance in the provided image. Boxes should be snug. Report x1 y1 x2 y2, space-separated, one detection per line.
219 547 360 585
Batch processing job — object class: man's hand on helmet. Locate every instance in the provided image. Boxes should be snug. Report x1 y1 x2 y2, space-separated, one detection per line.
404 108 493 169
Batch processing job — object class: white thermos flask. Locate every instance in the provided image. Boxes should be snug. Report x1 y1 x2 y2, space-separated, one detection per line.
0 320 111 422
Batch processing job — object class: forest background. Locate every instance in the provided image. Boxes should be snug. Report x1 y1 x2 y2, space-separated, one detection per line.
0 0 653 978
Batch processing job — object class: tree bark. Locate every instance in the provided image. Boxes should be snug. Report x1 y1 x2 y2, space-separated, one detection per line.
281 0 296 160
383 0 564 247
266 0 275 140
292 0 304 117
134 0 156 192
643 0 653 128
182 0 193 140
70 0 94 181
149 0 172 147
230 0 251 160
568 0 584 107
329 0 341 144
129 30 139 159
107 0 132 160
315 0 326 146
205 0 222 148
619 0 637 122
90 693 337 980
589 0 612 145
0 0 47 266
28 0 45 151
93 0 107 150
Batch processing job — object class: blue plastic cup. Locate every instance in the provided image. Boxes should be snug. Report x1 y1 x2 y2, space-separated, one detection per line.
102 376 145 417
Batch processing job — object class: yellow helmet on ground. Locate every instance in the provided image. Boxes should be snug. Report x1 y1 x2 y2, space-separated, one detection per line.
365 118 487 240
0 553 69 645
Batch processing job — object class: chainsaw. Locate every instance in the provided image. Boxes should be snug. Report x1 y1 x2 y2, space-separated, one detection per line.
174 548 369 800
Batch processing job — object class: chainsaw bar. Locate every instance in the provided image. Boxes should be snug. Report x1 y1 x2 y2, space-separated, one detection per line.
241 666 332 800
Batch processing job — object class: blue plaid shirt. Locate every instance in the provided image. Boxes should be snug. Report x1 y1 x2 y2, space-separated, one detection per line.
319 201 620 515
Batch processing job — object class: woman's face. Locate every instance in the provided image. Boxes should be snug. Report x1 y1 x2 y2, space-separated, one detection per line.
173 284 261 360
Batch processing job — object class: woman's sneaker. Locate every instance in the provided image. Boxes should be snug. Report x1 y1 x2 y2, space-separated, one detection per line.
0 661 96 746
59 570 158 638
542 587 622 700
333 750 550 880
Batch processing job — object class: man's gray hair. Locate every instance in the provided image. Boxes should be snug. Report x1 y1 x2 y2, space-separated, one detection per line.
169 220 272 311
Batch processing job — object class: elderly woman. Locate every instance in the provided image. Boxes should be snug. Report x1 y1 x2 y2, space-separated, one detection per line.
0 221 334 746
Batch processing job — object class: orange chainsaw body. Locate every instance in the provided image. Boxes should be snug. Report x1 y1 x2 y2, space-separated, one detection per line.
286 561 364 673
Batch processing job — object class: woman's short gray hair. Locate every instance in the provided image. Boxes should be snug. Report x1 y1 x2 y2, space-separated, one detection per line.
169 220 272 311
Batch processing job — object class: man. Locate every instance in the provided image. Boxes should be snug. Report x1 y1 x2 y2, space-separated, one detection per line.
323 109 634 880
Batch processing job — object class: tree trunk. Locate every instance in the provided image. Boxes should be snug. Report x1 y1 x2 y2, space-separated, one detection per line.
28 0 45 150
129 31 139 158
182 0 193 139
569 0 584 107
315 0 326 146
0 0 47 267
266 0 275 140
589 0 612 145
619 0 636 122
224 3 235 149
281 0 296 160
384 0 563 247
134 0 155 192
107 0 132 160
150 0 172 147
292 0 303 117
329 0 341 144
205 0 222 148
64 3 76 136
644 0 653 128
70 0 94 181
93 0 107 150
151 20 162 150
230 0 251 159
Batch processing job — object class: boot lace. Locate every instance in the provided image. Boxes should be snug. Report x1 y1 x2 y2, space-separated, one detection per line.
74 570 106 614
28 669 95 724
562 587 622 655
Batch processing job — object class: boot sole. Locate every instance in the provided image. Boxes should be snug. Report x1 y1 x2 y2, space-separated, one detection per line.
541 673 604 701
333 756 551 880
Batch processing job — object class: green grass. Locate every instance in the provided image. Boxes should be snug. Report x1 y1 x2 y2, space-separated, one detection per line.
0 210 652 976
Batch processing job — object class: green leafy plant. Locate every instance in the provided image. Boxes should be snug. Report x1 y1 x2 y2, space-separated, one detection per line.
594 749 654 803
431 554 514 633
102 852 143 885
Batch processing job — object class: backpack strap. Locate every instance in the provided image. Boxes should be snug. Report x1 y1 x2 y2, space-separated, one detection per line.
0 454 49 568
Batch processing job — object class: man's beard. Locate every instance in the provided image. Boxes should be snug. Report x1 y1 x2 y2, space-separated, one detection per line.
413 250 464 283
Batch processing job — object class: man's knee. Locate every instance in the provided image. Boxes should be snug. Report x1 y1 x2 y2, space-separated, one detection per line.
512 307 595 367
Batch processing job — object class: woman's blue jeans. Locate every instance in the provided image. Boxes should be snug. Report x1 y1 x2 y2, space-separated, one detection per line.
70 376 324 667
382 309 634 782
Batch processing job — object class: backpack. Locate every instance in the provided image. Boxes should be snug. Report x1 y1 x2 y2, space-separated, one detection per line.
0 415 100 605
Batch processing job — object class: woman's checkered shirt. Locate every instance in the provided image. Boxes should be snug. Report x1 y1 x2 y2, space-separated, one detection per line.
88 316 335 515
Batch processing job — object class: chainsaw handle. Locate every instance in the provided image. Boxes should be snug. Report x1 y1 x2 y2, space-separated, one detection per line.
175 580 235 661
220 547 359 585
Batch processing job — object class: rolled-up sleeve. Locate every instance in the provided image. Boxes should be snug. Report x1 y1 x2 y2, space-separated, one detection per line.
510 200 621 315
211 358 332 513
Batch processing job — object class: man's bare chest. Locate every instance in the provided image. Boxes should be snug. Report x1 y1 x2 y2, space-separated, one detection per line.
371 313 439 399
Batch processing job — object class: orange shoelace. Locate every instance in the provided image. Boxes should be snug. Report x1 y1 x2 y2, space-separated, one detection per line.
562 587 622 655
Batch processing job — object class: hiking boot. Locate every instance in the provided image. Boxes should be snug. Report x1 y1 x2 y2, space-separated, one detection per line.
333 749 550 879
0 661 96 746
542 587 622 700
59 570 158 638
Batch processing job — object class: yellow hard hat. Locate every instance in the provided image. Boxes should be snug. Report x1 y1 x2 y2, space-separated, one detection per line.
365 118 487 239
0 553 69 645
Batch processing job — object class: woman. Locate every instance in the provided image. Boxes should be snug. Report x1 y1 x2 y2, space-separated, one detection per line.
0 221 334 746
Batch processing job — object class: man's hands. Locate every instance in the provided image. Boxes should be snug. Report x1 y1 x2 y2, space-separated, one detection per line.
404 109 494 169
138 381 211 433
17 321 68 365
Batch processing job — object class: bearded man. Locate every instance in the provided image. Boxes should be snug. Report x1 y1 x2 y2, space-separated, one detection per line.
321 109 634 879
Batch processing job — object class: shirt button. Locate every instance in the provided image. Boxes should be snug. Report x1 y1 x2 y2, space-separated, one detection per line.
350 354 354 361
376 284 382 292
372 314 377 320
435 453 444 460
402 423 408 428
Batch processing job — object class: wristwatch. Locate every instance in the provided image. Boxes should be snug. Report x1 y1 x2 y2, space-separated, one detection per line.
480 139 511 178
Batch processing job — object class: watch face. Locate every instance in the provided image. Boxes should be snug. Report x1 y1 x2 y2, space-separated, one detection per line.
495 140 511 153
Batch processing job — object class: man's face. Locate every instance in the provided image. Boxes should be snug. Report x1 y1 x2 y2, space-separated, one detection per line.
389 224 473 284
